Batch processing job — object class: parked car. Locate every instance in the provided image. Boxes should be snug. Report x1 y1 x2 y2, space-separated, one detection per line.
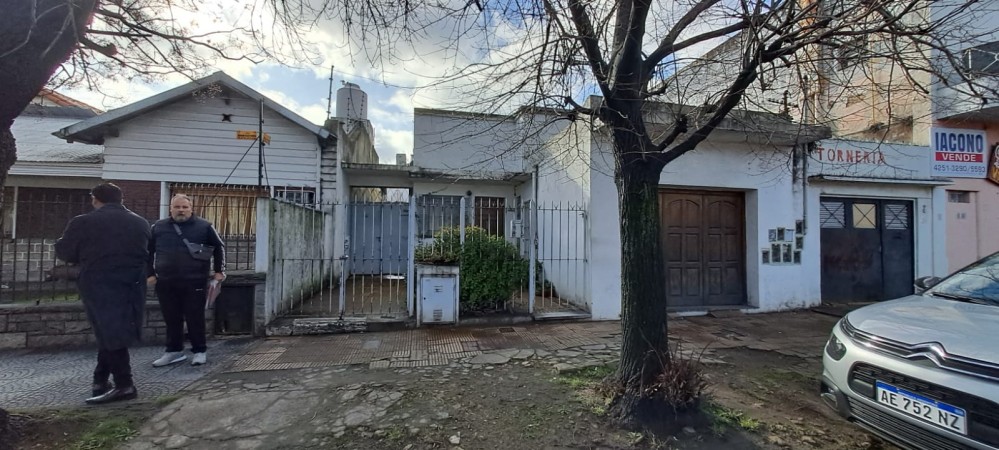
821 252 999 450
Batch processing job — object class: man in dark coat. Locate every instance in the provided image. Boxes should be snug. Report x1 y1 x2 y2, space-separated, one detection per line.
55 183 151 404
148 194 225 367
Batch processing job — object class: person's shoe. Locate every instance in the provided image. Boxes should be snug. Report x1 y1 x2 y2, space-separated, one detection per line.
152 352 187 367
85 385 137 405
91 381 112 397
191 352 207 366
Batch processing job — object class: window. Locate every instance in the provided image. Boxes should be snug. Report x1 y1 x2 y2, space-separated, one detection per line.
417 195 464 238
852 203 877 229
948 191 972 204
275 188 316 205
820 201 846 228
171 184 261 237
884 204 909 230
963 41 999 78
474 197 506 236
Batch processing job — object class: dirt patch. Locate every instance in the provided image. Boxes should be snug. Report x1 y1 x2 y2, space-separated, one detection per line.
704 347 895 450
261 362 762 450
2 402 159 450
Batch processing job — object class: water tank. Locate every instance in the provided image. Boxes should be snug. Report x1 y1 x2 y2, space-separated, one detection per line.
336 82 367 120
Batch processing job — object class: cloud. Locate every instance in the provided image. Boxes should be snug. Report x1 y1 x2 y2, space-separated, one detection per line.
375 128 415 163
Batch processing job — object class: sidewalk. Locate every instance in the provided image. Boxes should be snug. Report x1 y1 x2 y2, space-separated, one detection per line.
0 338 252 409
3 311 845 449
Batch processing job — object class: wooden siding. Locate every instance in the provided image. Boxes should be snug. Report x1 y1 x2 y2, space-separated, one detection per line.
101 96 323 187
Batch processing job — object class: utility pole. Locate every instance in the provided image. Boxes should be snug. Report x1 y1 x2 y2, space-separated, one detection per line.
326 65 335 120
258 98 264 188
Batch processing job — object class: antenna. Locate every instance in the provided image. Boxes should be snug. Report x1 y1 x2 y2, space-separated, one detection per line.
326 65 335 120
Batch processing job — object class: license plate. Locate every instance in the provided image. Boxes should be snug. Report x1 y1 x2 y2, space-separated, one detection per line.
876 381 967 435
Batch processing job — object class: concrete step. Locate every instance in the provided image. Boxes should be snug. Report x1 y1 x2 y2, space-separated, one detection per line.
266 316 412 336
532 311 592 321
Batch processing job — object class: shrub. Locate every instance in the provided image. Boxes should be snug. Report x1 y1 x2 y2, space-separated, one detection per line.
414 226 530 310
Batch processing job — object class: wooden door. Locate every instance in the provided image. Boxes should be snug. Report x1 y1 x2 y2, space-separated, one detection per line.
660 190 746 308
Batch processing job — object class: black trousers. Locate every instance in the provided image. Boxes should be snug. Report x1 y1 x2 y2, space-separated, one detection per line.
94 347 132 388
156 279 208 353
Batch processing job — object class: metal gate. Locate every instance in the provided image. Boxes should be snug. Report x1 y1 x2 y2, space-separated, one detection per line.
527 202 590 318
340 201 410 318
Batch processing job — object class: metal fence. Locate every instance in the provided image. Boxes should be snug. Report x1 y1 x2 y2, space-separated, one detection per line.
0 199 257 305
411 197 589 315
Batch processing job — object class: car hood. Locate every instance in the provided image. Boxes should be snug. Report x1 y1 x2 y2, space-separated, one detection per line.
846 295 999 364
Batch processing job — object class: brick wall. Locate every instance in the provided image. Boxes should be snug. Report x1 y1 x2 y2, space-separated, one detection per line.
0 301 215 350
110 180 161 222
0 238 62 283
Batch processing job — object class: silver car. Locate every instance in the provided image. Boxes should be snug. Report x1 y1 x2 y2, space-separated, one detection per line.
821 252 999 450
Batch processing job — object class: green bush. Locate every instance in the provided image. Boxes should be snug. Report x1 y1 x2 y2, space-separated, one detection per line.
415 226 530 310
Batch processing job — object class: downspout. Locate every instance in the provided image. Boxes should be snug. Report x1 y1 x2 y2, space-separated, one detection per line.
802 143 810 236
528 165 539 315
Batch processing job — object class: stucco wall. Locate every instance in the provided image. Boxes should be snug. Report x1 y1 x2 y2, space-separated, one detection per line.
935 121 999 271
263 199 330 326
413 110 525 174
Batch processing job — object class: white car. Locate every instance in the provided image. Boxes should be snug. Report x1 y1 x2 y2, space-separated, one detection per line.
821 252 999 450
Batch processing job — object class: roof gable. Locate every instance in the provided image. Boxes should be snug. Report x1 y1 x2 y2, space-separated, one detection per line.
54 71 331 144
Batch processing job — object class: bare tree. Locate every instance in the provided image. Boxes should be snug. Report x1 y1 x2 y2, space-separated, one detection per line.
286 0 997 428
0 0 315 188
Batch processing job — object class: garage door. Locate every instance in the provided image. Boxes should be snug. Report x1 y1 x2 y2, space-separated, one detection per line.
820 197 914 303
660 190 746 308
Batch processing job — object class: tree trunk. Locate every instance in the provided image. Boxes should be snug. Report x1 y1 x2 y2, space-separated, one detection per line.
607 129 672 429
1 0 99 187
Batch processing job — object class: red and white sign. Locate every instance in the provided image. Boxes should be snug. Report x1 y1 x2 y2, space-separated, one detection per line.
930 127 988 178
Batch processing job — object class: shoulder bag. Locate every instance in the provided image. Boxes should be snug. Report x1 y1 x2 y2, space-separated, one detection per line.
172 223 215 261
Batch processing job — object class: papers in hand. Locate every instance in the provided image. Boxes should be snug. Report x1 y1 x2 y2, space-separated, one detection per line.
206 279 222 309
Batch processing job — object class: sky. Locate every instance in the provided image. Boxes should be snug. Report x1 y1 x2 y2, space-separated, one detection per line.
58 0 736 165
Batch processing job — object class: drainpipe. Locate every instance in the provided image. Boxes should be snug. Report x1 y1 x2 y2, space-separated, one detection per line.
802 143 810 236
528 166 539 315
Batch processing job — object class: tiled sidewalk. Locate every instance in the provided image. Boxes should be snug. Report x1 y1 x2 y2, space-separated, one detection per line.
229 321 623 372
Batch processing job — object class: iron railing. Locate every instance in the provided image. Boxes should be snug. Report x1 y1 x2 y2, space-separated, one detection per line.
0 199 258 304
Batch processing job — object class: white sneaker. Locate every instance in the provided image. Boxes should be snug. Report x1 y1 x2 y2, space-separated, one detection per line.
191 352 207 366
152 352 187 367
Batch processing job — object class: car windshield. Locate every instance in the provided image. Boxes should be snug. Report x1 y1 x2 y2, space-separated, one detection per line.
929 252 999 306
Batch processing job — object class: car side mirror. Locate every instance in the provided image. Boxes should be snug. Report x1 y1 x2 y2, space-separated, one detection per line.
914 276 941 293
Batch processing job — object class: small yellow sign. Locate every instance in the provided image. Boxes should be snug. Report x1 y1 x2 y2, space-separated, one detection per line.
236 130 271 144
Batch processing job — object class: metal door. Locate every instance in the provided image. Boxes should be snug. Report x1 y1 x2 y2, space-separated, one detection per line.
347 202 409 275
820 197 913 302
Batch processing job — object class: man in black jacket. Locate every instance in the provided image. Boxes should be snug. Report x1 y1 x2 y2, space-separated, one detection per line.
55 183 151 404
148 194 225 367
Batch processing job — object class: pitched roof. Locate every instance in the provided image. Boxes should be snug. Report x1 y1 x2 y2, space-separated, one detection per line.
12 114 102 164
54 71 331 144
34 89 104 114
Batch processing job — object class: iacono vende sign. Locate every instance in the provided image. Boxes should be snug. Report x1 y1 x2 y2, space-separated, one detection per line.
930 127 988 178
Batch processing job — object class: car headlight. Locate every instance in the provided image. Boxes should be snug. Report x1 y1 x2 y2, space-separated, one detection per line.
825 332 847 361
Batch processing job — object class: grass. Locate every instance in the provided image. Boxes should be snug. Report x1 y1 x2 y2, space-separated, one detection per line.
382 425 406 442
72 417 138 450
553 364 615 389
553 364 616 415
704 402 762 436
